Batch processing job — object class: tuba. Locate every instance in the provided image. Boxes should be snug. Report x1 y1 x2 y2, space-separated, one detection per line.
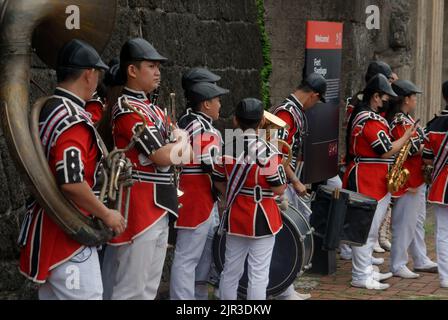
0 0 118 246
263 111 293 168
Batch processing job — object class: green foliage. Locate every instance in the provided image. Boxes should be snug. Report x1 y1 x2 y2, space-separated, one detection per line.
256 0 272 109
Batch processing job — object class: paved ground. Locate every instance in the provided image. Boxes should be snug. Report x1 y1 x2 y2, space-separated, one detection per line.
295 206 448 300
159 205 448 300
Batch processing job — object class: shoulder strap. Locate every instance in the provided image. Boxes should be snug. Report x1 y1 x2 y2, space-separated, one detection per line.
432 132 448 182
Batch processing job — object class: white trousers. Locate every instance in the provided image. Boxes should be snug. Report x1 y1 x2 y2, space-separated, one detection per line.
435 205 448 282
39 247 103 300
219 235 275 301
170 204 217 300
102 215 169 300
409 185 434 268
390 185 424 273
194 205 220 300
352 194 391 281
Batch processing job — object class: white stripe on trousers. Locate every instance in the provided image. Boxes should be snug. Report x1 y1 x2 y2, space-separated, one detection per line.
434 205 448 282
390 185 424 273
352 194 391 281
409 184 434 268
219 235 275 300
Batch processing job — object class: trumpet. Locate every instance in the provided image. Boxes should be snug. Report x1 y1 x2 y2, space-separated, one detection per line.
263 111 293 168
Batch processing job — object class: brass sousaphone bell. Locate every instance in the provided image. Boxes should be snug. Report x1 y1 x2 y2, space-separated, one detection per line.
0 0 118 246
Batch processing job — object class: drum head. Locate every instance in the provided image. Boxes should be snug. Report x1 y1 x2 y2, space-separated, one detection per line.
213 205 311 298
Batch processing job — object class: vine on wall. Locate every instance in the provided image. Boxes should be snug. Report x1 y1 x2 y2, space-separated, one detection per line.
256 0 272 109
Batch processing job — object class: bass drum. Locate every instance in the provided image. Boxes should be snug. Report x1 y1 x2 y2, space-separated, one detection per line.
213 204 314 298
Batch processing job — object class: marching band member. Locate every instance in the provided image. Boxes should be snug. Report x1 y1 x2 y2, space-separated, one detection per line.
213 98 287 300
272 72 327 300
101 38 192 300
344 61 398 256
386 80 437 278
175 68 225 300
345 61 398 123
170 76 229 300
343 74 414 290
18 39 125 300
422 81 448 289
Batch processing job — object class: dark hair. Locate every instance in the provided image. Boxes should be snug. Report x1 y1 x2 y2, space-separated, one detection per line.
385 96 405 123
120 60 143 83
345 89 382 163
192 102 202 112
443 81 448 101
56 67 84 83
297 83 314 93
96 85 124 151
96 82 107 101
236 116 262 131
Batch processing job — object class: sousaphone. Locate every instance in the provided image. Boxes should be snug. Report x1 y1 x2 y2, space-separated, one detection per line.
0 0 117 246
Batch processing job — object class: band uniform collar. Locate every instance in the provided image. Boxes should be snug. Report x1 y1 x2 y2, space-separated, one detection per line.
123 87 148 100
188 108 214 123
289 94 305 111
54 87 86 107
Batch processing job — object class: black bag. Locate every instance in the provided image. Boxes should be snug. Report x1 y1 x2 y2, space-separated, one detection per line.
310 186 378 249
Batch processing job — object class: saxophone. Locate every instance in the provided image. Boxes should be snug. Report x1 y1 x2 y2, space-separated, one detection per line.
387 140 412 193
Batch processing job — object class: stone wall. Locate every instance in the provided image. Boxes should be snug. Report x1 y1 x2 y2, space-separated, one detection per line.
444 2 448 84
264 0 443 154
0 0 264 299
0 0 445 300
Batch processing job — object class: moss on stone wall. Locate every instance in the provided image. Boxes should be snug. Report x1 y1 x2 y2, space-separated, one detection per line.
256 0 272 109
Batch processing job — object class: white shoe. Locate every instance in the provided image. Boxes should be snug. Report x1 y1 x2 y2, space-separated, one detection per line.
372 265 380 273
340 254 352 261
441 280 448 288
380 240 392 251
351 278 390 290
393 266 420 279
414 261 438 274
374 243 386 254
214 288 220 299
373 271 393 282
282 291 311 300
372 257 385 265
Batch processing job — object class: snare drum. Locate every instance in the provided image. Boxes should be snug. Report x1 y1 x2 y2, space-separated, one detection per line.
213 204 314 298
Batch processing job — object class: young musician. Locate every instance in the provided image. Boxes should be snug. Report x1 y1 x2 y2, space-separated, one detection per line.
422 80 448 288
386 80 438 279
101 38 191 300
213 98 287 300
18 39 125 300
344 74 414 290
272 72 327 300
170 78 229 300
